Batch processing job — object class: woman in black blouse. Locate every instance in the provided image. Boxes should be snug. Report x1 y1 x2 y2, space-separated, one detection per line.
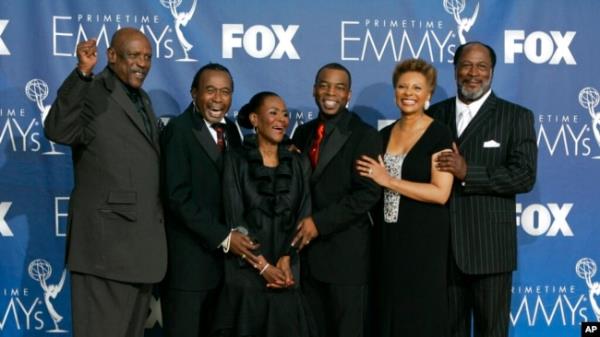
212 91 316 337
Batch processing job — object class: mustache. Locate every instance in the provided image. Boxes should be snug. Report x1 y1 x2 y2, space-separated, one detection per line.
459 81 491 100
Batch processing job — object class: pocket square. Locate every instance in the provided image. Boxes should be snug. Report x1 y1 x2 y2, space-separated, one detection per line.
483 140 501 148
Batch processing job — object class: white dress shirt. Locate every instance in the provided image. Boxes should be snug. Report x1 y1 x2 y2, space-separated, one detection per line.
455 89 492 137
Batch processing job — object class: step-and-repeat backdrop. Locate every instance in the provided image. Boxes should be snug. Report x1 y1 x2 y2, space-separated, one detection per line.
1 0 599 336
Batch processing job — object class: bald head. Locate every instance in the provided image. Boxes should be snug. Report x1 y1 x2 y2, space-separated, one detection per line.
107 27 152 89
110 27 149 50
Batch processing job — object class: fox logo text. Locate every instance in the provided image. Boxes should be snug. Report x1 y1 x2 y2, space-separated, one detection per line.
504 30 576 65
222 24 300 59
0 20 9 55
516 203 574 237
0 202 13 237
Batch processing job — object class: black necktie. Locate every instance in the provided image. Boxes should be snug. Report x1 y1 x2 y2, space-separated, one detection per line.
127 90 152 138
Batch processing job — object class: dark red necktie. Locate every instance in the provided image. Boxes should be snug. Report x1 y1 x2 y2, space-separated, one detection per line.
309 122 325 168
211 123 225 152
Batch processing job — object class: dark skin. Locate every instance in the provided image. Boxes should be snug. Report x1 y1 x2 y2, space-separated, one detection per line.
76 27 151 88
435 43 495 180
107 28 152 89
435 142 467 180
76 29 263 277
80 30 262 268
291 68 352 251
76 38 97 75
188 70 260 263
246 99 295 288
229 231 261 268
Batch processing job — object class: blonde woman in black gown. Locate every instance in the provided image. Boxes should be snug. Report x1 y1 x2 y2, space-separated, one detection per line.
356 59 454 337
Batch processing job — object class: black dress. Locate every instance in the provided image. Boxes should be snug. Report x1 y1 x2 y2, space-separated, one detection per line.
375 120 452 337
213 136 317 337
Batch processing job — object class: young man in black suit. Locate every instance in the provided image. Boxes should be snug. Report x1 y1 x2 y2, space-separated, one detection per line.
292 63 382 337
44 28 167 337
160 63 258 337
429 42 537 337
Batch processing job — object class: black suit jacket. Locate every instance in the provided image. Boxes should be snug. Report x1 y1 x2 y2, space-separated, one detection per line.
44 68 167 283
160 104 242 290
428 92 537 274
292 109 382 285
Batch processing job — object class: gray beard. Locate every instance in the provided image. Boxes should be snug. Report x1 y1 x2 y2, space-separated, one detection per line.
459 81 491 102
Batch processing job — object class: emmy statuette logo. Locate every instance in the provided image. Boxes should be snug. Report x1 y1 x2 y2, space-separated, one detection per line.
28 258 68 333
575 257 600 322
579 87 600 159
160 0 198 62
443 0 479 45
25 79 64 155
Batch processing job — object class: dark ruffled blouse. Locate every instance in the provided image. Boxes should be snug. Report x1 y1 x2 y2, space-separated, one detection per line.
213 135 316 337
222 136 311 266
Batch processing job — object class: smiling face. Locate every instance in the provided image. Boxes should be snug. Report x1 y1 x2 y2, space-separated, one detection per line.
395 71 432 115
107 29 152 89
191 69 233 124
250 95 289 145
455 43 493 104
313 68 352 117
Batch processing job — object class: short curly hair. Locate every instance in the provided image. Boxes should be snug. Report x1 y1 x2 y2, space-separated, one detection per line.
392 58 437 96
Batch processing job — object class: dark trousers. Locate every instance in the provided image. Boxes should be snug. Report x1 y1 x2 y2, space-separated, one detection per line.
447 258 513 337
302 274 367 337
161 287 220 337
71 272 152 337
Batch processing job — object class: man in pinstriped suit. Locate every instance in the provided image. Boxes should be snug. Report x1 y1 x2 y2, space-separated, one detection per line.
428 41 537 337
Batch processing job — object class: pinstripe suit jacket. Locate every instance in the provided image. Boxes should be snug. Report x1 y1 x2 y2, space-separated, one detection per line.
428 92 537 274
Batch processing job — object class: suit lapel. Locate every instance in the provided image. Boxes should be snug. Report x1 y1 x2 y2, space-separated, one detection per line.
224 118 243 148
311 112 352 181
141 93 160 153
188 106 240 169
192 120 222 168
103 69 159 152
447 101 459 140
459 93 497 145
301 120 319 151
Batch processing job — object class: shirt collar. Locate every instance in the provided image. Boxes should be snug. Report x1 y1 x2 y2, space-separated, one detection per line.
203 118 227 129
193 103 227 128
455 89 492 118
318 108 347 134
109 66 141 97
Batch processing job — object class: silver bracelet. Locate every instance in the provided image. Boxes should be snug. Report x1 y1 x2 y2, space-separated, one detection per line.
259 264 270 275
